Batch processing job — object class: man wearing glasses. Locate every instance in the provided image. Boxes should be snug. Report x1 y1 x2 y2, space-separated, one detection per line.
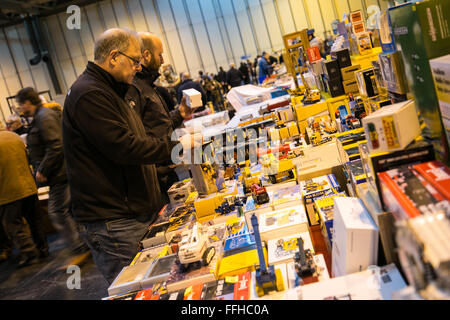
62 28 193 284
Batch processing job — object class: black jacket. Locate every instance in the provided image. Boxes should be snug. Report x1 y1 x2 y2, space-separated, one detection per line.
226 68 243 88
62 62 176 224
131 66 183 194
132 66 183 140
27 105 66 187
176 79 207 111
217 70 227 83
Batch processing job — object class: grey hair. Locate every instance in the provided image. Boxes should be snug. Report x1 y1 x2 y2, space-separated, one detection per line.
94 28 141 63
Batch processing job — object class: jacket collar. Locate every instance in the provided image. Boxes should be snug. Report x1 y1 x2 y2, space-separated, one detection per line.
86 61 130 99
135 65 160 86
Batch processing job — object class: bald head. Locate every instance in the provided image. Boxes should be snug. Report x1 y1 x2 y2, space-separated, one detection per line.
138 31 164 71
93 28 142 84
181 72 191 82
94 28 140 64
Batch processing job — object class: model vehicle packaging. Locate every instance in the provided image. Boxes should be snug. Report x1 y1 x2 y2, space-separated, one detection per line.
430 54 450 150
286 254 329 289
140 254 178 289
412 161 450 200
355 68 379 97
389 0 450 161
356 32 373 55
164 211 196 243
167 179 196 206
332 197 379 277
300 174 340 226
201 272 252 300
107 261 155 296
314 192 347 251
331 48 351 69
257 205 309 242
267 232 314 266
223 217 255 255
139 220 171 249
378 51 408 96
323 59 341 80
341 64 361 82
271 185 303 210
378 165 450 220
326 78 345 98
362 100 420 154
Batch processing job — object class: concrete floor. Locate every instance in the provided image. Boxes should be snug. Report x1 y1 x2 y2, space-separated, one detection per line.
0 234 109 300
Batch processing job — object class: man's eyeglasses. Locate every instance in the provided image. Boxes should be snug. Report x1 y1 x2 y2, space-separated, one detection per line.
117 51 141 67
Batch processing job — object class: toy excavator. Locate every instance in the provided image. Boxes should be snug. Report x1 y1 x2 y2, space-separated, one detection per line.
251 213 285 297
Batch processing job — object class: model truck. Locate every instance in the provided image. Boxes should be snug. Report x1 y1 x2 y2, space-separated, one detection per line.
177 223 216 270
251 213 284 297
251 183 270 205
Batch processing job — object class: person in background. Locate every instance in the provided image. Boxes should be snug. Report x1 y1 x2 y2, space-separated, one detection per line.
258 52 273 84
216 66 228 94
62 28 195 283
226 63 243 88
239 62 250 85
0 120 40 268
16 87 90 267
177 72 207 111
130 32 193 203
268 53 278 66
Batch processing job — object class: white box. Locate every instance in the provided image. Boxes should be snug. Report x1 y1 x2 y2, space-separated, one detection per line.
332 197 379 277
182 88 203 109
258 205 309 242
362 100 421 154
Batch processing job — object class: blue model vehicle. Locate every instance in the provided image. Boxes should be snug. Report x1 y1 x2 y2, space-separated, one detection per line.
251 213 285 297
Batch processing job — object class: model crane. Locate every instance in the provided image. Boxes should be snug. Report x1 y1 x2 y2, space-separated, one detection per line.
251 213 285 297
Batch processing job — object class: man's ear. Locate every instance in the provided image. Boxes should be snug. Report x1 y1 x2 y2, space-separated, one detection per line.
109 50 119 68
142 49 151 64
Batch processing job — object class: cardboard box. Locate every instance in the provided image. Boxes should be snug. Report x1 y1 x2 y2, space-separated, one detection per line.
341 64 361 82
430 54 450 149
332 48 352 69
389 0 450 156
258 206 309 242
355 68 379 97
323 60 341 80
378 164 450 220
343 79 359 95
182 88 202 109
267 231 314 265
362 100 420 154
332 197 379 277
356 32 373 55
378 52 408 95
307 46 322 63
326 78 345 98
412 160 450 199
167 179 196 206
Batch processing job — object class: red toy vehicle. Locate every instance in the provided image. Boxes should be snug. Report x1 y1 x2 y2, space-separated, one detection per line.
251 183 270 205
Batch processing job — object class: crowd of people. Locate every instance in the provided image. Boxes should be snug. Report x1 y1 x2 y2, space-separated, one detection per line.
0 27 285 285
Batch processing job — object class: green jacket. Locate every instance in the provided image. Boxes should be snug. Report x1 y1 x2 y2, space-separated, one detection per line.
0 131 37 206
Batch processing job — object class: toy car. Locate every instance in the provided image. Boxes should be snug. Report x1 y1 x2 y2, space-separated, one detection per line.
177 223 216 270
251 183 270 205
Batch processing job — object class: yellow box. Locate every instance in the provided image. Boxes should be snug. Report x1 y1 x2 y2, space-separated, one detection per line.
343 79 360 95
279 126 289 140
194 181 238 219
341 64 361 81
326 95 350 122
350 47 382 70
294 101 328 122
287 122 300 137
217 247 268 278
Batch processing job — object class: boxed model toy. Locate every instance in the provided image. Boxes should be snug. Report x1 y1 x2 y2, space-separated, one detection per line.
107 261 156 297
183 88 202 109
267 232 314 266
314 192 347 251
332 197 379 277
412 161 450 200
167 179 196 206
362 100 420 154
165 211 196 243
131 244 172 265
202 272 252 300
257 206 309 242
271 185 303 210
139 220 171 249
378 164 450 220
140 254 178 289
299 174 340 226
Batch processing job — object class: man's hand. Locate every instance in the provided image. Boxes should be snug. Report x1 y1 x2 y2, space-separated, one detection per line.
36 171 47 184
179 96 193 120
